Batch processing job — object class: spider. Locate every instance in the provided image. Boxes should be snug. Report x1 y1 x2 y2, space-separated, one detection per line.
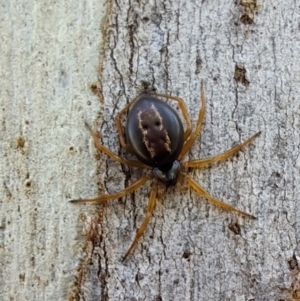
71 82 260 260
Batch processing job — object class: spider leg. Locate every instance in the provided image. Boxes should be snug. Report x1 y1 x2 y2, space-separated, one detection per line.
115 95 141 153
183 132 261 169
154 93 192 141
123 183 158 261
85 123 149 169
70 175 152 204
176 173 189 191
184 175 255 219
178 81 205 160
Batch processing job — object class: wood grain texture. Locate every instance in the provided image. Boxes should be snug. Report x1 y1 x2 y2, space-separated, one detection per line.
0 1 106 300
1 0 300 300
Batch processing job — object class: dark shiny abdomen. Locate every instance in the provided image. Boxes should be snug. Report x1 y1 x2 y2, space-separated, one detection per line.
126 95 184 172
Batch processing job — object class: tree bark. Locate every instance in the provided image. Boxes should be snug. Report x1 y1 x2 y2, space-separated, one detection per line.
1 0 300 300
0 1 106 300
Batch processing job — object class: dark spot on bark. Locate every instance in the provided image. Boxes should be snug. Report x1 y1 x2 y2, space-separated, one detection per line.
17 137 25 148
140 80 156 93
19 273 25 282
292 289 300 299
195 57 203 74
228 222 241 235
234 65 250 86
288 254 298 270
240 14 254 24
182 252 191 261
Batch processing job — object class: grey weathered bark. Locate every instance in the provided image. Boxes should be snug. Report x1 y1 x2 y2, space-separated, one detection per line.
0 1 106 300
1 0 300 300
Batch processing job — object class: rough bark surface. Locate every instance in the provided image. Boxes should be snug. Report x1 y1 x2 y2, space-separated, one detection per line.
1 0 300 301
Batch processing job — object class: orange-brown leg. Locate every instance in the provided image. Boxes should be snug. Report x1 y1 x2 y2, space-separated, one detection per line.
175 173 189 191
70 175 152 204
178 82 205 160
123 182 158 261
184 175 255 218
85 123 149 169
183 132 261 169
115 95 141 152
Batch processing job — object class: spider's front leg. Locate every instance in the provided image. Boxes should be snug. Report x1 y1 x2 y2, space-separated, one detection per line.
178 82 206 160
84 122 149 169
123 183 158 261
115 95 141 153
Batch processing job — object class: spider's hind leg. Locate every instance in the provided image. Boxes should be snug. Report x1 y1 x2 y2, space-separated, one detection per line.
123 182 158 261
115 96 140 153
184 175 255 219
70 175 152 204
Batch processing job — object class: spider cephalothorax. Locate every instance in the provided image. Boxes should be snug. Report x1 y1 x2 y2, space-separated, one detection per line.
71 83 260 260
